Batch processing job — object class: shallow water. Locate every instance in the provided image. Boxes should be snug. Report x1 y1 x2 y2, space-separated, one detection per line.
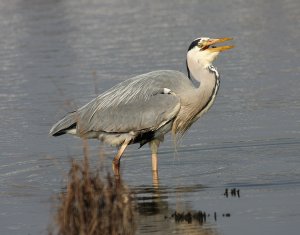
0 0 300 234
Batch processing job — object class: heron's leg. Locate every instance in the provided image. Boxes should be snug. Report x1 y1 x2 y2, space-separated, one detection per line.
112 140 129 176
152 170 159 188
149 139 160 172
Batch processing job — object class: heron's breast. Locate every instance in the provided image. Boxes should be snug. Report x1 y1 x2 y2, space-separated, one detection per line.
172 80 219 135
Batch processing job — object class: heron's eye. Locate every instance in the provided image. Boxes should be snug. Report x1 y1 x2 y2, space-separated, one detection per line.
198 43 203 48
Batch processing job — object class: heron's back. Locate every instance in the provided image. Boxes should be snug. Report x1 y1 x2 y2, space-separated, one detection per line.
50 70 193 141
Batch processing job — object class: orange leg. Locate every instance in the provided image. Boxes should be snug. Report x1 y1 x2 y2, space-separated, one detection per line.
149 139 160 172
112 140 129 176
152 170 159 188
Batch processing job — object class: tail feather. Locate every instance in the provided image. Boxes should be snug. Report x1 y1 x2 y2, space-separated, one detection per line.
49 112 77 136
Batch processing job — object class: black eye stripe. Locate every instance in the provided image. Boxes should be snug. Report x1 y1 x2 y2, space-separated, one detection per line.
187 39 201 51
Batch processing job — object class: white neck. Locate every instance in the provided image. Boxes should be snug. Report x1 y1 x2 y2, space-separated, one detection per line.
186 50 220 111
186 47 220 84
187 59 218 88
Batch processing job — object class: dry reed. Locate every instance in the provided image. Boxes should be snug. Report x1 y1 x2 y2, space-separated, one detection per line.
50 154 135 235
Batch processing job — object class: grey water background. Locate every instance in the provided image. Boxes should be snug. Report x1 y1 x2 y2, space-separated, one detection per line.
0 0 300 234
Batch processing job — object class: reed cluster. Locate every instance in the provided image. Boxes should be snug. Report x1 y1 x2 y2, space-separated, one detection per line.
50 155 135 235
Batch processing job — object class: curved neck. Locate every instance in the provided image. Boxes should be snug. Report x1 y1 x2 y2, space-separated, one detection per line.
186 48 220 84
186 58 220 114
187 57 218 87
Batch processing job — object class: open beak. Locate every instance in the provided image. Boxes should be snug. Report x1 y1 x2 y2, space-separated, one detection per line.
200 37 234 52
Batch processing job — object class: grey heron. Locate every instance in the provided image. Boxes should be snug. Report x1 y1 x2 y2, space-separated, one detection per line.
50 37 234 176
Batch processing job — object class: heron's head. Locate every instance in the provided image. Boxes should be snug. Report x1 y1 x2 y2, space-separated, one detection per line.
187 37 234 68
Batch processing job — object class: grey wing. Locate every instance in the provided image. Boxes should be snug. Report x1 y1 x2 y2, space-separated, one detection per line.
75 70 188 135
50 70 191 137
73 70 196 136
77 91 181 134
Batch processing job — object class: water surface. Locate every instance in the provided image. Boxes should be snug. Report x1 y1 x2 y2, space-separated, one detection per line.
0 0 300 234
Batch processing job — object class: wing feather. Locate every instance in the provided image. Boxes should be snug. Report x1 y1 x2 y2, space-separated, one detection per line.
74 70 193 135
77 92 180 134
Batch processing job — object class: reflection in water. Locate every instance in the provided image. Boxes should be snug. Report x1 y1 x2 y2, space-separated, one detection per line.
132 174 218 235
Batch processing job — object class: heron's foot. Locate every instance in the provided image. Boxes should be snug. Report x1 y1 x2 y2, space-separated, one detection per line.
112 160 120 176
